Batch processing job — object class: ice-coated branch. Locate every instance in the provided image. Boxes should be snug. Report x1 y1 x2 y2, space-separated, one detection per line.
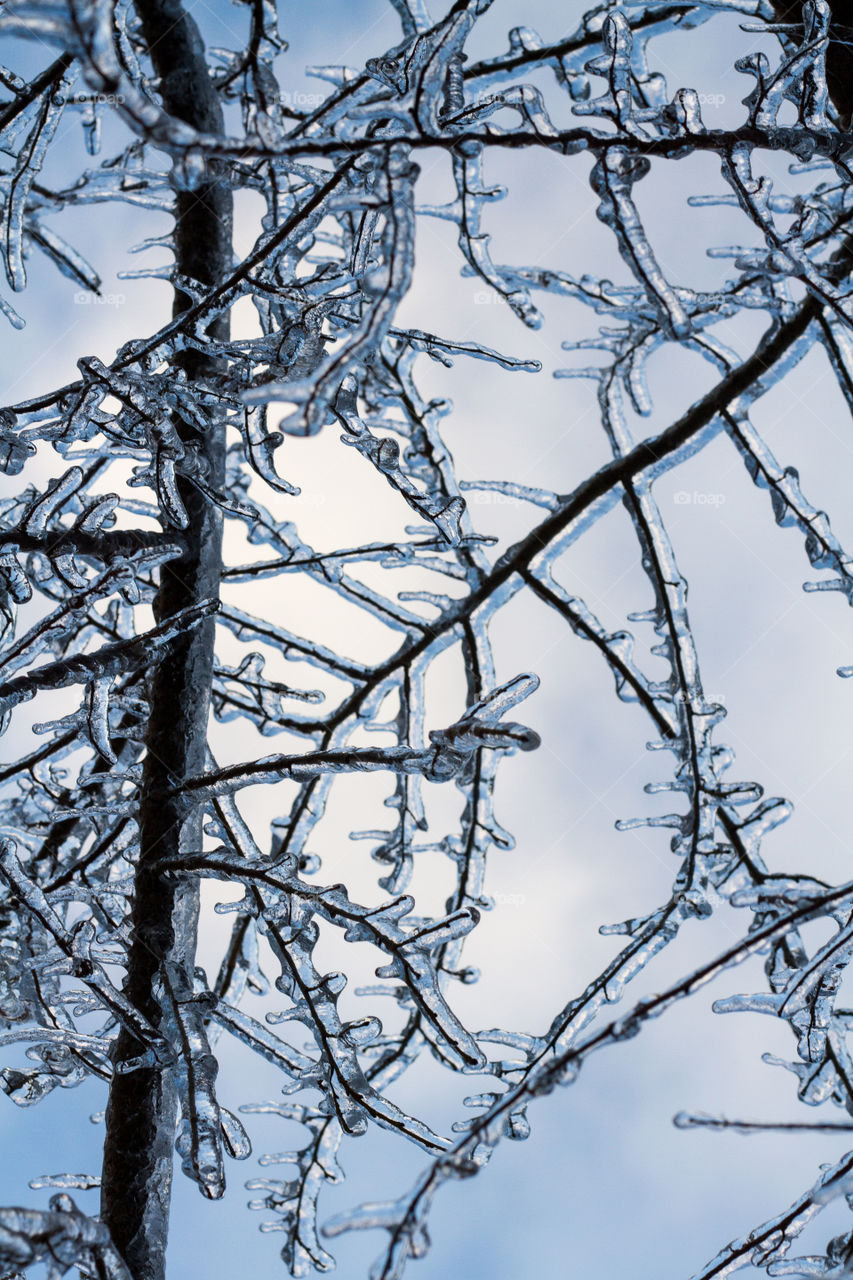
161 850 485 1070
0 599 217 717
0 843 172 1064
179 677 539 797
0 1195 131 1279
328 879 853 1278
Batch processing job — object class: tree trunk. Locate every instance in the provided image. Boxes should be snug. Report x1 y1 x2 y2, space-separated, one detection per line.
99 4 232 1277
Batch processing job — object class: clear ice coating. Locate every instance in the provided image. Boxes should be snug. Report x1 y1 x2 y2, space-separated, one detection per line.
1 0 853 1276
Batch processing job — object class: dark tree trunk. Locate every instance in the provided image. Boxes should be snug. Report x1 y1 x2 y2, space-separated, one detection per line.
99 4 232 1278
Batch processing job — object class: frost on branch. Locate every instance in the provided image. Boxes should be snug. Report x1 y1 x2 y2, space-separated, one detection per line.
1 0 853 1276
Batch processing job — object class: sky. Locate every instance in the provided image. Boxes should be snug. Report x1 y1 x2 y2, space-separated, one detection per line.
2 1 853 1278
